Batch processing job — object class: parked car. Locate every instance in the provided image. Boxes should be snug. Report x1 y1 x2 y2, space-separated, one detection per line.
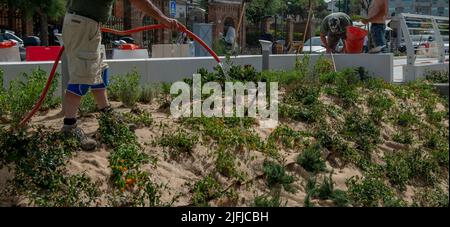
302 36 344 53
0 29 26 60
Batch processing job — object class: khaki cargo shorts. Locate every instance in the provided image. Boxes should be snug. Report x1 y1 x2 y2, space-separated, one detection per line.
62 13 107 85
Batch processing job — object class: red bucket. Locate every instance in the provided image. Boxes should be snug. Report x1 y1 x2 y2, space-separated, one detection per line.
26 46 63 61
345 26 368 53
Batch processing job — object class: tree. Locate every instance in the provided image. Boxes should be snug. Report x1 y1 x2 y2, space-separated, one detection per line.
246 0 282 25
19 0 66 46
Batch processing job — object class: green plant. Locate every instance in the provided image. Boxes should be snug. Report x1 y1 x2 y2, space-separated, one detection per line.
6 68 60 125
79 92 97 115
268 125 303 149
191 175 222 207
98 112 137 148
263 160 294 192
424 70 449 83
139 83 161 104
252 192 286 207
385 152 411 191
393 131 414 145
343 112 380 153
159 130 198 158
215 148 237 178
109 143 149 189
346 174 395 207
405 148 439 186
396 108 419 127
122 109 153 127
314 55 334 75
367 95 394 122
412 187 449 207
297 143 326 173
109 71 141 107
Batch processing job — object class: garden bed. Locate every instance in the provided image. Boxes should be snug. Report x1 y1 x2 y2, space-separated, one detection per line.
0 56 448 207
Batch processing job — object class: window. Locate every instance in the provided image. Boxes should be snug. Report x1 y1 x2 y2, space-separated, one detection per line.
437 7 445 16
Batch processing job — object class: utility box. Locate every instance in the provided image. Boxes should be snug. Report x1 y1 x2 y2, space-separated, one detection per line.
192 23 213 57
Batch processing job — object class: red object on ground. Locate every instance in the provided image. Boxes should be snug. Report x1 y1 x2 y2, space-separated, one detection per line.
119 43 140 50
26 46 64 61
0 40 16 48
345 26 368 53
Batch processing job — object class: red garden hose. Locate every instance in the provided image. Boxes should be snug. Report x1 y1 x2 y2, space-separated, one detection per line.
18 24 222 127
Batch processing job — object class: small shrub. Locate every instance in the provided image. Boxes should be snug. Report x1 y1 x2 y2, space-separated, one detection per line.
6 68 60 125
406 148 439 186
159 130 198 158
297 143 326 173
215 148 237 178
109 71 141 107
412 187 449 207
346 174 395 207
191 175 222 207
385 152 411 191
263 160 294 192
98 112 137 148
343 112 380 152
79 93 97 115
393 131 414 145
367 95 394 122
396 108 419 127
139 83 161 104
424 70 448 83
109 143 149 189
268 125 303 149
252 192 285 207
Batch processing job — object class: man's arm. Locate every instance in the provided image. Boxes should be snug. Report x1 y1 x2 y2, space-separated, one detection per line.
129 0 184 30
320 33 331 53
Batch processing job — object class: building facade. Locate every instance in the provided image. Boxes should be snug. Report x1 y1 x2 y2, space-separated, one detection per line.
389 0 449 17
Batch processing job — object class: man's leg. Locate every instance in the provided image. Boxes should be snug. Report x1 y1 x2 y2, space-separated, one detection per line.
92 88 109 110
63 85 97 151
369 24 386 53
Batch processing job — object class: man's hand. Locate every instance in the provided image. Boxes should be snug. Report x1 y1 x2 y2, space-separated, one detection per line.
160 16 185 30
362 18 370 25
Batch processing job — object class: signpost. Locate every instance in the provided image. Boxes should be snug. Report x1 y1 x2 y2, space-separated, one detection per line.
170 0 177 18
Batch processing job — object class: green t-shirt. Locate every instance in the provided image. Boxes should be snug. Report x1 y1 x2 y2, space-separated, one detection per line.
68 0 115 23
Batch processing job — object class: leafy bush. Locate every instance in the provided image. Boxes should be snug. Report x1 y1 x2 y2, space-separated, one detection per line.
412 187 449 207
139 83 161 104
109 143 149 189
385 152 411 191
98 112 137 148
343 112 380 153
405 148 439 186
268 125 303 149
159 130 198 158
396 108 419 127
215 148 237 178
79 93 97 115
393 131 414 145
424 70 448 83
109 71 141 107
297 143 326 173
191 175 222 207
346 174 395 207
5 68 60 125
263 160 294 192
252 192 285 207
367 95 394 122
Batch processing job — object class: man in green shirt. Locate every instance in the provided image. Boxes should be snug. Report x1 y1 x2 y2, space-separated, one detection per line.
62 0 183 151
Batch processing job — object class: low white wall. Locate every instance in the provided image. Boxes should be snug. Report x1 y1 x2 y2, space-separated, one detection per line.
1 54 394 91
